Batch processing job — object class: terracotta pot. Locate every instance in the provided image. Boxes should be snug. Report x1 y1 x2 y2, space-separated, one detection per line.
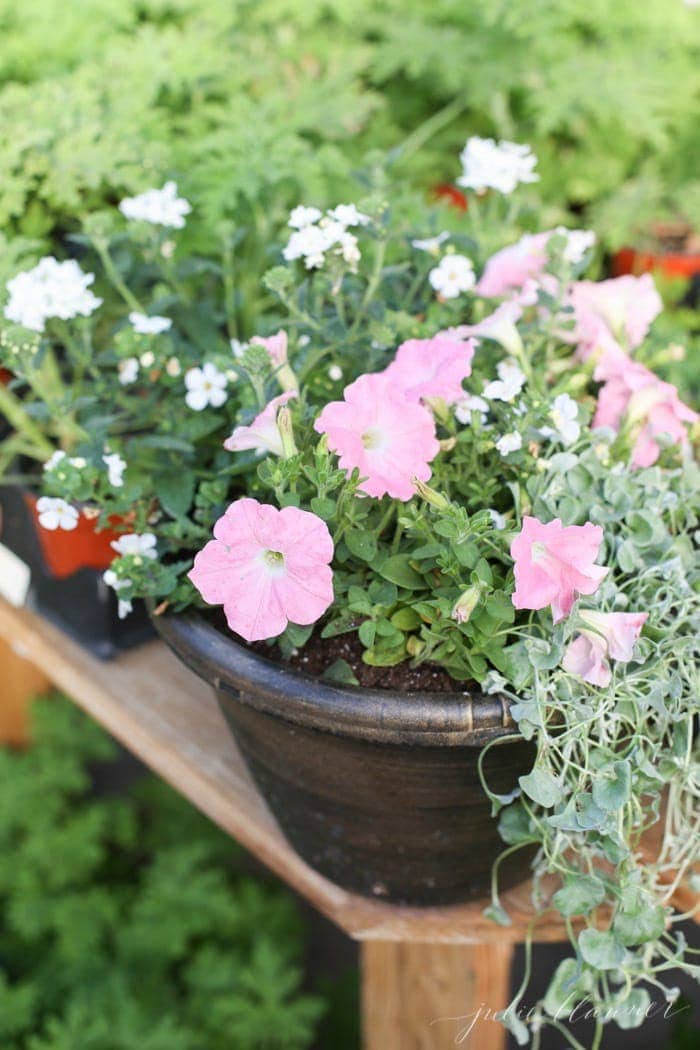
613 246 700 281
0 484 152 659
433 183 468 212
23 492 121 579
152 609 536 906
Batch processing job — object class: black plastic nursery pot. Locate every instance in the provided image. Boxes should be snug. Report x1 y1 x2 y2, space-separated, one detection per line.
152 609 536 907
0 484 152 660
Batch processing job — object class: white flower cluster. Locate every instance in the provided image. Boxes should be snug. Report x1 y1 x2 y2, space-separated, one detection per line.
429 254 475 299
104 533 157 619
283 203 369 270
129 311 172 335
103 452 127 488
5 257 102 332
119 182 191 229
44 450 86 473
457 136 539 195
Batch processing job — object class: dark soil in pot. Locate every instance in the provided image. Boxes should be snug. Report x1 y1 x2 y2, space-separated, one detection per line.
151 607 536 907
0 484 153 659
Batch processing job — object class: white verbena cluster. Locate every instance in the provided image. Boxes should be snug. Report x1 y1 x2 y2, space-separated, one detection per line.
457 136 539 195
5 257 102 332
119 181 191 229
129 311 172 335
284 203 369 271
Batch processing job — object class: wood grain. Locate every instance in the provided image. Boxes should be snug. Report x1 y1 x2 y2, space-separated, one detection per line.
362 940 512 1049
0 598 695 944
0 633 51 745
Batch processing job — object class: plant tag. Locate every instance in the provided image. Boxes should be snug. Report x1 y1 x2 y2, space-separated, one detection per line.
0 542 31 607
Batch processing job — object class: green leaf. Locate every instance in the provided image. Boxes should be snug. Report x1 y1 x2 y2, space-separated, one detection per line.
358 620 376 648
519 769 562 808
390 607 421 630
592 760 631 811
310 497 336 520
362 642 406 667
614 988 651 1030
322 659 359 687
552 876 607 917
543 958 586 1018
613 889 666 946
578 929 626 970
377 555 424 590
345 529 377 562
156 472 196 520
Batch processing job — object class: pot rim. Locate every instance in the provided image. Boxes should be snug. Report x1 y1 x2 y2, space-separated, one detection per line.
151 607 517 747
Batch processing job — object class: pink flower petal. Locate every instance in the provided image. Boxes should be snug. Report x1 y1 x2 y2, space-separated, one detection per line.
382 336 475 405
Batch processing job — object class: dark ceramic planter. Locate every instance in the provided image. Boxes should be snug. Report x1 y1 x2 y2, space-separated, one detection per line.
152 609 536 906
0 484 153 659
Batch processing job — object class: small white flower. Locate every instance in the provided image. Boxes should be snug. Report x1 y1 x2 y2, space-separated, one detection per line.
489 510 507 530
103 568 133 619
483 360 526 402
103 452 127 488
71 457 86 469
139 351 156 368
411 231 450 253
457 137 539 195
288 205 322 229
338 231 361 268
429 254 475 299
455 394 489 424
495 432 523 456
283 224 331 269
118 357 140 385
184 362 228 410
298 334 310 348
129 312 172 335
540 393 581 445
110 532 157 559
36 497 79 531
119 181 191 228
328 364 343 381
44 450 67 471
327 204 370 227
5 257 102 332
165 356 181 377
554 227 596 264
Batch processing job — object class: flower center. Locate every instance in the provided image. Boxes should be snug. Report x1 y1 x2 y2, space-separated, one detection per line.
262 549 285 574
361 427 385 450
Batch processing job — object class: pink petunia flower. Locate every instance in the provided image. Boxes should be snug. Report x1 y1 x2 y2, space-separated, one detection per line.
314 372 440 500
448 300 524 357
382 335 476 405
251 329 288 367
188 497 334 642
568 274 662 351
593 362 697 467
224 391 297 457
511 516 609 623
562 610 648 687
476 232 551 298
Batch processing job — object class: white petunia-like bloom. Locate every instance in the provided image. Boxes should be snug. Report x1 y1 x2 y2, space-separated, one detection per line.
184 362 228 410
129 312 172 335
540 393 581 446
429 254 475 299
5 257 102 332
327 204 370 227
36 496 79 531
288 205 322 229
411 231 450 254
118 357 140 385
455 393 489 424
554 227 596 265
103 569 133 619
457 137 539 195
483 360 527 402
119 181 191 229
495 431 523 456
110 532 158 559
103 452 127 488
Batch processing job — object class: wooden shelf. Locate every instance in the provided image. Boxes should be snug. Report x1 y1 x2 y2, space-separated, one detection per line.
0 598 694 946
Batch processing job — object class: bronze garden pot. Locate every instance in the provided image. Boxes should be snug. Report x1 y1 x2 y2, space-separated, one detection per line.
152 608 535 906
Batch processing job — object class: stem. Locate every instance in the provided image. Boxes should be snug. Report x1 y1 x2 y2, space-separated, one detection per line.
0 383 54 458
390 96 469 164
93 239 143 313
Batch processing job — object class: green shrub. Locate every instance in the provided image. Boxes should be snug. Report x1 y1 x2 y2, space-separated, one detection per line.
0 696 325 1049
